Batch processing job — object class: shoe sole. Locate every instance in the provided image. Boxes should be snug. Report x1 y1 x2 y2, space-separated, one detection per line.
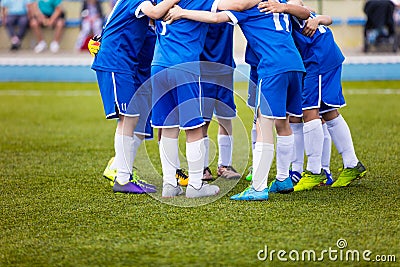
277 188 294 194
186 188 220 198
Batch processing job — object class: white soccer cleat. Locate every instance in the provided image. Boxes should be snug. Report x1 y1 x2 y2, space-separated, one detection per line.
162 183 184 198
185 183 220 198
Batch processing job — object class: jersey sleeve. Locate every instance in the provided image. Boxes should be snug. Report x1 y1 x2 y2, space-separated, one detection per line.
135 0 152 18
210 0 245 25
225 10 247 25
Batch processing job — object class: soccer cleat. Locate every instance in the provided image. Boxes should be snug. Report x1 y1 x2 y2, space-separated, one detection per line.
185 183 220 198
176 169 189 187
217 165 241 179
230 186 269 201
113 180 146 194
289 170 302 184
331 162 366 188
293 170 326 191
202 167 214 181
322 169 334 186
103 157 117 182
269 177 294 194
134 176 157 193
245 167 253 181
162 183 184 198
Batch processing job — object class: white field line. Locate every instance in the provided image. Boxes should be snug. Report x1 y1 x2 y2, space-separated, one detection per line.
0 90 98 96
0 89 399 97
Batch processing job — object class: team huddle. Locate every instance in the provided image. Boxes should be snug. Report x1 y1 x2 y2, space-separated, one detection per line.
89 0 367 201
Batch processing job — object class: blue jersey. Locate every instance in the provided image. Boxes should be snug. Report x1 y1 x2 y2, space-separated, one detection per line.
229 4 305 78
91 0 149 74
200 23 236 75
151 0 214 74
291 13 345 76
244 43 259 68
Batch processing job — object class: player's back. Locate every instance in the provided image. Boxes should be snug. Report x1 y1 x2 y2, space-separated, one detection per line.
291 14 345 76
229 4 305 78
200 23 235 75
92 0 149 74
152 0 214 74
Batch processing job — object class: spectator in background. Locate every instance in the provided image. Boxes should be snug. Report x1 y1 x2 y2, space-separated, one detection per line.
1 0 33 51
110 0 117 9
74 0 103 51
29 0 65 53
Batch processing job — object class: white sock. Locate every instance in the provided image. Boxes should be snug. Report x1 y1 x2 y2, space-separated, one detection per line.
114 133 134 185
203 136 209 168
187 138 205 189
326 115 358 168
251 123 257 151
276 134 294 181
218 134 233 167
159 136 179 186
303 119 323 174
321 123 332 172
290 122 304 174
252 142 274 191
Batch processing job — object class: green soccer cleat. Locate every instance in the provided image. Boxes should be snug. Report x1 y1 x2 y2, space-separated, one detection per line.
245 167 253 181
331 162 367 187
103 157 117 184
293 170 326 191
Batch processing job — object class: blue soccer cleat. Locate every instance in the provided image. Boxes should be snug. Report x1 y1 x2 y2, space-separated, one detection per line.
269 177 294 194
230 186 269 201
289 170 302 184
323 169 334 186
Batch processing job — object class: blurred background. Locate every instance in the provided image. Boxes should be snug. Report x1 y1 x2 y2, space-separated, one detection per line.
1 0 400 82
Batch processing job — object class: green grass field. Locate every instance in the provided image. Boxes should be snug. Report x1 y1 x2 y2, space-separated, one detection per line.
1 81 399 266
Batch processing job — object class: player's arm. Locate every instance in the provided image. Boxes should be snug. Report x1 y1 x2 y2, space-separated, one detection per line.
164 5 231 24
257 1 310 20
217 0 262 12
302 15 332 37
138 0 181 20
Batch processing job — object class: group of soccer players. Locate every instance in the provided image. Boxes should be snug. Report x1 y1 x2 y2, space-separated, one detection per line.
90 0 367 201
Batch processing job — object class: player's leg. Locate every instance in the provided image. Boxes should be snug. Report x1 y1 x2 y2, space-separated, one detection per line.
289 116 304 184
231 77 278 201
151 66 183 197
271 116 296 194
201 121 213 181
231 111 272 201
322 110 366 187
216 118 241 179
294 74 326 191
245 65 258 181
199 78 216 181
321 120 334 185
211 73 241 179
159 127 184 197
175 70 219 198
319 66 366 187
